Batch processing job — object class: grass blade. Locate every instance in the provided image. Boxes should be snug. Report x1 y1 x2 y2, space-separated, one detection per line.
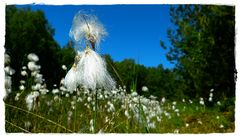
5 120 30 133
5 103 73 133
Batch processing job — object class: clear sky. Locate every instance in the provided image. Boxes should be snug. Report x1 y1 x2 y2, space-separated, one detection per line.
16 5 175 68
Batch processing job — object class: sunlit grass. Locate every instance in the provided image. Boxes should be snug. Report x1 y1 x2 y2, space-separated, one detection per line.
4 53 234 133
5 89 234 133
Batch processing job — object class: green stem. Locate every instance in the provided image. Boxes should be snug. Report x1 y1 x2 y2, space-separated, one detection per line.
74 107 76 132
94 91 98 133
107 59 124 87
125 96 129 132
138 97 149 133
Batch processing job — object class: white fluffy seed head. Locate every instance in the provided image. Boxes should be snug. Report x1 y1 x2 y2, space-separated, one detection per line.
25 91 39 111
172 101 177 105
87 96 92 102
22 66 27 70
28 62 39 71
142 86 148 92
131 92 138 97
69 11 107 50
19 85 25 91
124 110 130 118
32 83 41 91
161 97 166 103
15 93 20 101
52 89 60 94
60 86 67 91
65 93 69 97
5 53 11 65
4 66 15 75
199 98 205 105
64 51 84 91
27 53 39 62
20 80 25 84
5 76 12 95
21 70 27 76
148 122 156 129
189 99 193 104
75 48 115 90
62 65 67 70
149 95 157 100
209 93 213 97
64 67 78 91
217 101 221 106
60 78 65 85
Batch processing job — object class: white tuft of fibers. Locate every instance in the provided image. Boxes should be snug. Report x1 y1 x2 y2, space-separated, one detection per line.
5 53 11 65
64 67 78 91
76 47 115 91
27 53 39 62
25 91 39 111
69 11 107 50
142 86 149 92
64 51 84 91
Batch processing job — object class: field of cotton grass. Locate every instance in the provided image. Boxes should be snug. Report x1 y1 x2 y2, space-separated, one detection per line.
4 52 235 133
4 10 235 134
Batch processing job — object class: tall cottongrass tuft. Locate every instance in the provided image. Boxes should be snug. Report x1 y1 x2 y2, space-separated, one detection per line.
4 53 15 99
69 10 107 51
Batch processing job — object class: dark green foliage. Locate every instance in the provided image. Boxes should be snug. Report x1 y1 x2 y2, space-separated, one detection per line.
58 41 76 69
114 59 137 91
163 5 236 99
5 5 75 89
103 58 182 100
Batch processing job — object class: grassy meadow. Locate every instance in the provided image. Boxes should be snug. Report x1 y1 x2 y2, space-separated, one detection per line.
5 89 235 133
4 5 236 134
4 56 235 133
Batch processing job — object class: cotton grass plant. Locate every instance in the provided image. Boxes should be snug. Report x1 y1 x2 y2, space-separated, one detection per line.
65 11 115 91
4 53 15 100
65 11 115 133
4 11 234 133
4 58 234 133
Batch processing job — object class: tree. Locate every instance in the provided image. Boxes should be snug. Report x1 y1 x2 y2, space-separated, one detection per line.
113 59 137 91
162 5 235 99
58 41 76 71
5 6 67 89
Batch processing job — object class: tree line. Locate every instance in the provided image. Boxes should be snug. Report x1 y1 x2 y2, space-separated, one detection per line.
5 5 236 102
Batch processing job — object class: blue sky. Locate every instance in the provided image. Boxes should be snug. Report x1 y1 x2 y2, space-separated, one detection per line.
17 5 175 68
